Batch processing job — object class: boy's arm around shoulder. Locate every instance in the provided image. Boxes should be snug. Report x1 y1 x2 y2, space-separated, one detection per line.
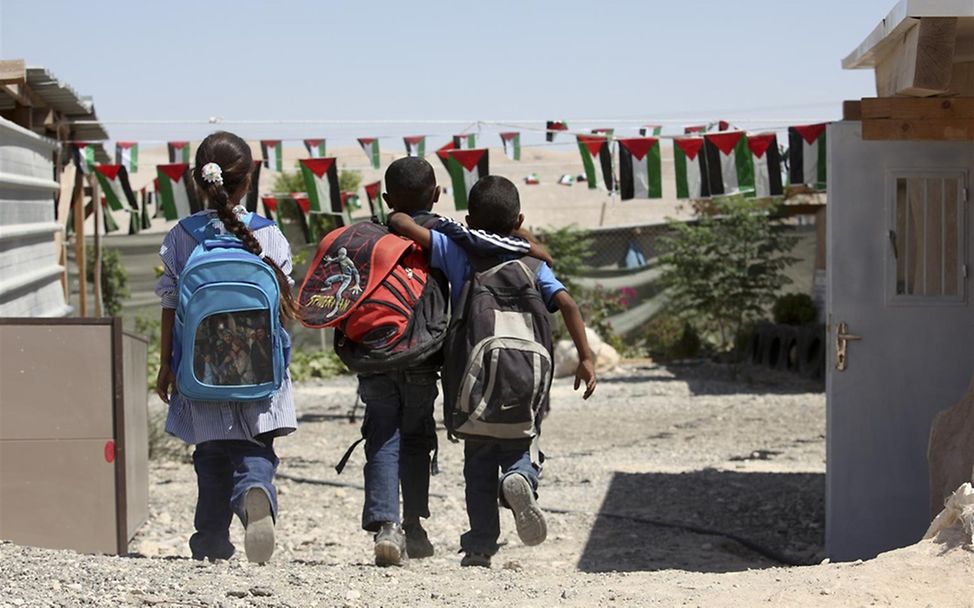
388 211 432 249
552 289 597 399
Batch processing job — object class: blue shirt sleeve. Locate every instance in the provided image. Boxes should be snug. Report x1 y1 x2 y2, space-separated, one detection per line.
430 231 471 306
431 216 531 256
535 262 567 312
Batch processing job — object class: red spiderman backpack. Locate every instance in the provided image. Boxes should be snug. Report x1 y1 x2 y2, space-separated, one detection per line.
298 220 448 372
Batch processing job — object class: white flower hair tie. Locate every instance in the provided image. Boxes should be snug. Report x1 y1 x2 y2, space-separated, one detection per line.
201 162 224 186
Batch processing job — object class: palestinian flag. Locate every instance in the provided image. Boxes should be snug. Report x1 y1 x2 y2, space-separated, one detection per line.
246 160 262 212
673 136 710 199
157 163 198 220
684 125 707 134
304 139 326 158
403 136 426 157
446 149 489 211
716 120 732 131
94 164 138 211
546 120 568 142
364 180 385 221
299 157 344 219
261 140 283 171
704 131 754 196
452 134 476 149
435 141 457 171
617 138 662 200
99 198 120 233
261 195 282 223
748 134 784 198
358 138 381 169
591 128 615 140
500 132 521 161
640 125 662 136
341 192 361 212
115 142 138 172
140 187 152 230
167 141 190 163
788 123 827 189
576 135 613 191
127 208 141 235
74 142 97 173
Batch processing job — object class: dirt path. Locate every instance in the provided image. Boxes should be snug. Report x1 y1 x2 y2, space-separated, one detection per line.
2 364 970 607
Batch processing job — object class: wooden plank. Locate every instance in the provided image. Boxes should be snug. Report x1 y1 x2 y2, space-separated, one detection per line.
0 59 26 83
950 61 974 95
843 100 863 120
862 118 974 140
875 18 958 97
861 96 974 119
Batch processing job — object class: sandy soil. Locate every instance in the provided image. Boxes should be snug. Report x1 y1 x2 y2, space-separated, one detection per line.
2 363 971 607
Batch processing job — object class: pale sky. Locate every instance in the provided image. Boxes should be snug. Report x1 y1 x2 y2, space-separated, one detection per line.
0 0 892 147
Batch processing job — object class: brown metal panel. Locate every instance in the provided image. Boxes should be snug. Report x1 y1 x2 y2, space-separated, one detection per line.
110 318 127 554
121 331 149 543
0 324 113 440
0 438 118 554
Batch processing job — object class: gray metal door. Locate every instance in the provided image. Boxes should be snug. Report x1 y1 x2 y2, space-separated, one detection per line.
826 121 974 561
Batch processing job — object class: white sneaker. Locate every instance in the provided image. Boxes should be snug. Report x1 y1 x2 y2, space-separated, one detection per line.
243 488 275 564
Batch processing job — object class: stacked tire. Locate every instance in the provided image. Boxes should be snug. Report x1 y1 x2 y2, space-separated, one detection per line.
750 322 824 379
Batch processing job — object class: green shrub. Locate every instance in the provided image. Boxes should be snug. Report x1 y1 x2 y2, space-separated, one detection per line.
644 313 702 360
135 316 162 391
772 293 818 326
659 198 798 351
288 349 348 381
85 246 130 316
535 224 593 294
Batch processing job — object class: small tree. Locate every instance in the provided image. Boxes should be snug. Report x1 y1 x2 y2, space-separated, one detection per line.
85 246 130 316
535 224 593 294
659 198 798 350
339 168 362 193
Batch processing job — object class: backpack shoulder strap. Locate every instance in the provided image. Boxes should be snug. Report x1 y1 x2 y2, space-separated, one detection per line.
177 213 215 244
247 213 275 231
520 256 544 273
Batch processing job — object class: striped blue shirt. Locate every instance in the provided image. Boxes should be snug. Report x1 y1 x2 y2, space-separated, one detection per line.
155 210 298 445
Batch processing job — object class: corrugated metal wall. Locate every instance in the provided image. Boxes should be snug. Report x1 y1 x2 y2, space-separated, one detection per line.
0 117 70 317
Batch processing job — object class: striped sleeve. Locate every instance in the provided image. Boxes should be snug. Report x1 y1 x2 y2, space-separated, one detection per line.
432 216 531 255
155 229 182 309
257 225 294 287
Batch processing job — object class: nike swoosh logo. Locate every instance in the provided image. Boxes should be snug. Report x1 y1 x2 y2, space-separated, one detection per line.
499 403 519 411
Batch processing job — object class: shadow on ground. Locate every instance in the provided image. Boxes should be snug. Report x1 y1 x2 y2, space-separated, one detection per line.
601 362 824 397
577 469 824 573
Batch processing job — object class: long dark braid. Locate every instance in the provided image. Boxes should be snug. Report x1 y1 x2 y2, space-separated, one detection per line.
193 131 299 320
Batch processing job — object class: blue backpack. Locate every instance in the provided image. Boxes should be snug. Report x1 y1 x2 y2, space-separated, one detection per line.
173 212 289 401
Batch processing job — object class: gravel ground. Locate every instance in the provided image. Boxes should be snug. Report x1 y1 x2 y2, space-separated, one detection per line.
2 363 971 607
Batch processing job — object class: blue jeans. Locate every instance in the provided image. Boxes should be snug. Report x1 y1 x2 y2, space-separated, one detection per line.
460 438 541 556
190 437 279 559
358 369 439 532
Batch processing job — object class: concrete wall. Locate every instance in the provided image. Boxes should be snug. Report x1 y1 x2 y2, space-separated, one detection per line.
0 117 69 317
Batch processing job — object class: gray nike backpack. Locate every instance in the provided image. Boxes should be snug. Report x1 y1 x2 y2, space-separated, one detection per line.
442 256 554 440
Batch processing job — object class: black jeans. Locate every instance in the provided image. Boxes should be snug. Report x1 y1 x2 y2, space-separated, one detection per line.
357 369 439 532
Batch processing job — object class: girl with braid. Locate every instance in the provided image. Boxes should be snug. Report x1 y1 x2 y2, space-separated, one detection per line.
155 131 298 564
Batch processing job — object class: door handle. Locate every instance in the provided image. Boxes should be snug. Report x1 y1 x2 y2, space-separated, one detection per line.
835 322 862 372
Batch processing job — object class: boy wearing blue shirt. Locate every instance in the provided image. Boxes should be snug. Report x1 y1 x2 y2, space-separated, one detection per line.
389 175 597 568
360 159 550 567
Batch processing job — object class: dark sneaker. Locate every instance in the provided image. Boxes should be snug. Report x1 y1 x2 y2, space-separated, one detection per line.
403 521 434 559
460 552 491 568
189 533 235 561
501 474 547 546
243 488 275 564
374 523 407 567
